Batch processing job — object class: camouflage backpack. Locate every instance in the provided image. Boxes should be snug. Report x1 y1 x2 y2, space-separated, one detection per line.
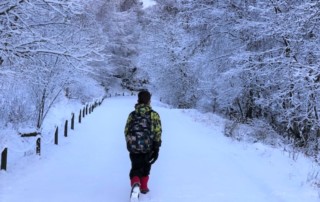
127 110 154 153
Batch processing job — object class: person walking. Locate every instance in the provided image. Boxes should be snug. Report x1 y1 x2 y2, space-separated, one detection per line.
124 90 162 197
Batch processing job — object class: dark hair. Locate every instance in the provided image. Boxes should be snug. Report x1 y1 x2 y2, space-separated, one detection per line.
138 90 151 104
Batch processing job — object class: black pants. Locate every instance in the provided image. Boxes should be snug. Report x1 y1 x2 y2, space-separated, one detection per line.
129 153 151 179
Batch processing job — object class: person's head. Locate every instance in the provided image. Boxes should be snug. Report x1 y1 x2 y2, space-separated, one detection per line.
138 90 151 105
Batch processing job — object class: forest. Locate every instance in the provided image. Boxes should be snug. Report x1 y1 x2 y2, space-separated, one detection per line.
1 0 320 161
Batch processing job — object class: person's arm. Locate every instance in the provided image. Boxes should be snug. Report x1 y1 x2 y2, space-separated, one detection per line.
124 113 133 145
151 111 162 148
149 111 162 164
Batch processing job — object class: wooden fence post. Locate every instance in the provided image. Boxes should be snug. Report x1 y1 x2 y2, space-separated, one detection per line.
64 120 68 137
71 113 74 130
36 138 41 155
1 148 8 171
54 127 58 145
83 108 85 118
79 110 82 123
86 105 88 115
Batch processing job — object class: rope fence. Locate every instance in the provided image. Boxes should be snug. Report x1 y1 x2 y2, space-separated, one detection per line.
0 95 111 171
0 92 136 171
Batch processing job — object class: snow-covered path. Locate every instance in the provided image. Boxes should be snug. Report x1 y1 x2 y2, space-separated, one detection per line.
0 96 318 202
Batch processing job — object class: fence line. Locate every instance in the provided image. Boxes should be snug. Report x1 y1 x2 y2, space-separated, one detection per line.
0 93 135 171
0 95 111 171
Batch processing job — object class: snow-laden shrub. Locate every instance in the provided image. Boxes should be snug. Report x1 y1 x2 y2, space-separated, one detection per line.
224 119 285 147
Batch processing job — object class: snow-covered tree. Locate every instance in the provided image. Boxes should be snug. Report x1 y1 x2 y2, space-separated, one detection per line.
139 0 320 159
0 0 105 129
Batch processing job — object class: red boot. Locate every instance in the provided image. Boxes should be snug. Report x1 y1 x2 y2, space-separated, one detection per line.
131 176 141 187
130 176 141 200
140 176 149 194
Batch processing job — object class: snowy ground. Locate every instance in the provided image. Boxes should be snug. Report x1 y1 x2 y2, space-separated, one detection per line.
0 96 319 202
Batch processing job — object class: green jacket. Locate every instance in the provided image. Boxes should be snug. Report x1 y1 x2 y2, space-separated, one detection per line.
125 104 162 150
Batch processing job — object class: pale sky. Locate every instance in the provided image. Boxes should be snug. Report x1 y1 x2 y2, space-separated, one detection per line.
141 0 156 8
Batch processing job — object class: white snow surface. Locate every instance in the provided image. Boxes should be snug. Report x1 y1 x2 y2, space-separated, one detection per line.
0 96 319 202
